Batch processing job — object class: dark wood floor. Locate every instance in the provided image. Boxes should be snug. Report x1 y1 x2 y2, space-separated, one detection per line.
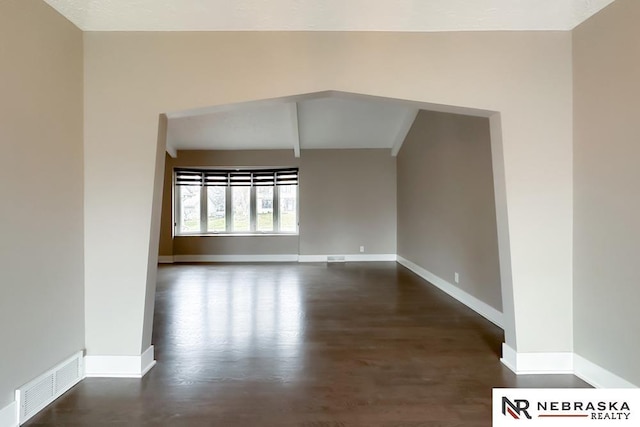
28 262 588 426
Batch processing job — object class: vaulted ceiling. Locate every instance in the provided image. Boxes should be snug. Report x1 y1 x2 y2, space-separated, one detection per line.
166 93 420 155
164 92 494 156
44 0 615 31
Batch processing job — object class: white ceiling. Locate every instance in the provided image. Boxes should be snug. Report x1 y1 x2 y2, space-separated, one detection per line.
298 98 417 150
44 0 615 32
167 103 296 151
166 94 419 154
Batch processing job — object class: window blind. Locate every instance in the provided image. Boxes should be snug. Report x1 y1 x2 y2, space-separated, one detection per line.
175 168 298 187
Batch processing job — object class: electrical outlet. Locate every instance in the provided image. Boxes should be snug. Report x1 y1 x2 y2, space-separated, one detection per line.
454 272 459 283
359 246 365 253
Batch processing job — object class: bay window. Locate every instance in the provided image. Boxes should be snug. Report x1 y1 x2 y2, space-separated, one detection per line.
175 168 298 235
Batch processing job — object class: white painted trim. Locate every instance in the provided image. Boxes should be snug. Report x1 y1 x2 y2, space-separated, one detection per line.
298 254 397 263
289 102 301 158
396 256 503 328
140 346 157 377
0 401 17 427
500 344 573 375
514 352 574 375
574 353 638 389
85 345 156 378
158 255 175 264
500 345 639 388
169 254 396 263
165 143 177 158
172 254 299 263
345 254 396 262
500 343 518 373
298 255 332 262
391 109 419 156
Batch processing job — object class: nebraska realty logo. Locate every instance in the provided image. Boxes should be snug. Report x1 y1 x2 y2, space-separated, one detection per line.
493 389 640 426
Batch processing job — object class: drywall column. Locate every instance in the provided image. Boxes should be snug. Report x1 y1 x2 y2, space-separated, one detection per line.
494 104 574 371
83 110 163 375
141 115 168 353
489 114 516 348
83 31 573 374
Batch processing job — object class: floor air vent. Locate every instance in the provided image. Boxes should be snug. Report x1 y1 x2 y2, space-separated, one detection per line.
327 255 346 262
15 351 84 425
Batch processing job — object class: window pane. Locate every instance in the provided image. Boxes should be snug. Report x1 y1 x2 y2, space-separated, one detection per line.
207 187 226 232
256 187 274 232
179 185 201 233
279 185 297 233
232 187 250 232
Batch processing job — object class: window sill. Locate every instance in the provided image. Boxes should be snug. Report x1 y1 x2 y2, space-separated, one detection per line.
175 233 298 237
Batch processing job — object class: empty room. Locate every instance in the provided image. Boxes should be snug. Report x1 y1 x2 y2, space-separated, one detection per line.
1 0 639 426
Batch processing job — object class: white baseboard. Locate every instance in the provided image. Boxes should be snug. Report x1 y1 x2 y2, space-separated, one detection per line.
297 255 332 263
500 344 573 375
85 345 157 378
396 256 503 328
140 346 157 377
165 254 397 263
574 353 638 388
298 254 397 263
500 345 639 388
0 401 17 427
500 343 518 373
172 254 299 263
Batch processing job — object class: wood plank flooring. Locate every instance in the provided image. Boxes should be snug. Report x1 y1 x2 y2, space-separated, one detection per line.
27 262 589 426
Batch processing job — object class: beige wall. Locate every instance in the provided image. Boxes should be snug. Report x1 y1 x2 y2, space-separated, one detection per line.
397 111 501 311
160 149 397 258
83 31 574 358
172 236 299 257
573 0 640 386
299 149 397 256
0 0 84 409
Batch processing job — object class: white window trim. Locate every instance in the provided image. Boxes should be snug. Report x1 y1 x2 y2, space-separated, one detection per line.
173 169 299 237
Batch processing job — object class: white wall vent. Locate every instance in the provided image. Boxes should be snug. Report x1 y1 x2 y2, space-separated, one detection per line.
327 255 346 262
15 351 84 425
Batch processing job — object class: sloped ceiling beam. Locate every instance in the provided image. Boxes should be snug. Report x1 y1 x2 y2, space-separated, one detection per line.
391 110 419 157
290 102 301 158
166 143 177 158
